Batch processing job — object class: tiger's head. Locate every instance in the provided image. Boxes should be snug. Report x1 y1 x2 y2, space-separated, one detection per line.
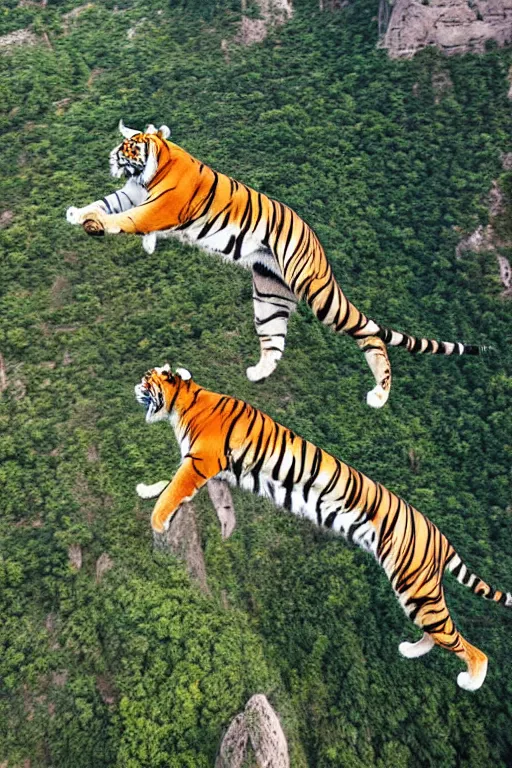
110 120 171 186
135 364 192 423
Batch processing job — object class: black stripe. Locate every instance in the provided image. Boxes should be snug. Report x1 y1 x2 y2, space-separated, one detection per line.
324 511 337 529
232 442 252 485
233 192 254 261
272 431 288 481
222 235 236 255
141 186 177 207
262 201 277 247
303 447 322 502
316 282 336 322
335 300 351 332
282 212 295 257
252 261 289 291
223 401 246 455
271 202 287 252
295 439 308 484
251 424 273 495
197 210 224 240
253 192 263 233
462 568 473 586
344 470 362 511
176 172 219 230
283 457 296 510
377 327 393 344
255 310 290 326
121 190 135 207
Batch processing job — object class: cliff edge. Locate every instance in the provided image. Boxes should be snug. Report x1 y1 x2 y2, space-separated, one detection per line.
382 0 512 58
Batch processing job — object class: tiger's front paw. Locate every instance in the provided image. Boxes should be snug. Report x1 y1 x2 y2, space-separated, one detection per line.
66 206 82 225
83 211 122 236
136 480 169 499
150 511 169 534
83 217 105 236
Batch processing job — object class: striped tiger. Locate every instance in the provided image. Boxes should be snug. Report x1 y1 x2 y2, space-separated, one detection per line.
135 364 511 691
67 120 488 408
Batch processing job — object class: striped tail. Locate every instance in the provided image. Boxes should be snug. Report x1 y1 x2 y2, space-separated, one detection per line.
373 326 489 357
446 548 512 607
303 268 491 407
306 279 489 357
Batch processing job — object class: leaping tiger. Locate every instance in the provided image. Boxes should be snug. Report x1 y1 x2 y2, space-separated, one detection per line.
135 364 511 691
67 120 488 408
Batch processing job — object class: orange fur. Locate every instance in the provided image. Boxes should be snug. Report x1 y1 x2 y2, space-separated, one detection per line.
136 367 511 690
69 125 486 406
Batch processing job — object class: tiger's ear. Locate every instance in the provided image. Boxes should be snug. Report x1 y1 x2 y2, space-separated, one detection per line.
157 125 171 140
155 363 174 380
175 367 191 381
119 119 139 139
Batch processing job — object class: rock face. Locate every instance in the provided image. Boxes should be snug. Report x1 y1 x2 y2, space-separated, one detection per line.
151 479 237 590
68 543 82 570
382 0 512 58
455 224 496 259
95 552 114 583
0 28 39 50
245 695 290 768
497 254 512 295
207 478 237 540
456 155 512 297
216 713 249 768
153 502 210 594
216 694 289 768
234 0 293 46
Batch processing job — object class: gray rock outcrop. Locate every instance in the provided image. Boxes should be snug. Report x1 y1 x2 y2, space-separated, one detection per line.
153 502 210 594
455 155 512 296
382 0 512 58
207 478 237 540
216 694 289 768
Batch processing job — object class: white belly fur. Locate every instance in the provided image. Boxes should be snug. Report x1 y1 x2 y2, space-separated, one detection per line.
216 467 379 557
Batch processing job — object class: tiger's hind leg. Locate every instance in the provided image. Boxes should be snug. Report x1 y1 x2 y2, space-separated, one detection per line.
426 627 488 691
407 588 488 690
247 263 297 382
356 336 391 409
454 639 488 691
399 633 435 659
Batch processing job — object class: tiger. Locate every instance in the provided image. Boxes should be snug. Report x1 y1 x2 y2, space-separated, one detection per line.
134 364 511 691
67 120 488 409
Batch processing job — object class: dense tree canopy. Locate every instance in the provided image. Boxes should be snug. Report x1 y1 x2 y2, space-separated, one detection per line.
1 0 511 765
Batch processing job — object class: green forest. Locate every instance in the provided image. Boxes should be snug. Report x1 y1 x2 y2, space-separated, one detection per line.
1 0 511 765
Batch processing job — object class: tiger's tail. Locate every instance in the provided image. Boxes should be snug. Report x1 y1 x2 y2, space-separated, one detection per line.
445 546 512 607
369 326 491 357
340 301 490 357
304 265 491 357
302 250 491 407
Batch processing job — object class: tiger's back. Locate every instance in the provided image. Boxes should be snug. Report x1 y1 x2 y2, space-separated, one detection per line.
69 122 488 408
136 366 511 691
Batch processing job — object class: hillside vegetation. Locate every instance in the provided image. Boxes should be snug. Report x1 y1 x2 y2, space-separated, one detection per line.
1 0 511 765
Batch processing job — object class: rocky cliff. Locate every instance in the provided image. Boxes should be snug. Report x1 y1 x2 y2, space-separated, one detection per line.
382 0 512 58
